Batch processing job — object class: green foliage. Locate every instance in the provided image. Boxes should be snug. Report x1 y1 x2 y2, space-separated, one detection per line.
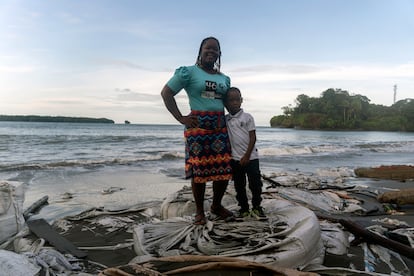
270 115 294 128
270 88 413 132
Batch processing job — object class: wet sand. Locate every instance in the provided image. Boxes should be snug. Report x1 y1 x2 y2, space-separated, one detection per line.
24 168 188 222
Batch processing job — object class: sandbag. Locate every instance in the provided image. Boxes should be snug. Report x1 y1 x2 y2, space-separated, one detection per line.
0 249 40 276
354 165 414 180
134 198 325 270
0 181 25 244
377 188 414 205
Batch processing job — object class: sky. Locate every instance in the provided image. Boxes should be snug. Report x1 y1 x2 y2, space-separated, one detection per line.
1 0 413 126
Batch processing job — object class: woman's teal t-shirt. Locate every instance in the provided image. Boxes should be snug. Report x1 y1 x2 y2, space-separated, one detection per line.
167 65 231 111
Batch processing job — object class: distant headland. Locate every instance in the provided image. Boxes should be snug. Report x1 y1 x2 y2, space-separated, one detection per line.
0 115 114 124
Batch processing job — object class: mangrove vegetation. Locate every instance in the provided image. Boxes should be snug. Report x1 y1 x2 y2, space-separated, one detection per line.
270 88 414 131
0 115 114 124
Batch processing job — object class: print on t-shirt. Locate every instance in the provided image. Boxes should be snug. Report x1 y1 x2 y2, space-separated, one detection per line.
202 81 219 99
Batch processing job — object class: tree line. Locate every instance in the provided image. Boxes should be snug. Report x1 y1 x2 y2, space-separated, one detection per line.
270 88 414 132
0 115 114 124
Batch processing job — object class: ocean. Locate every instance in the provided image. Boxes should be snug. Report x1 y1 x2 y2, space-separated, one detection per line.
1 121 413 221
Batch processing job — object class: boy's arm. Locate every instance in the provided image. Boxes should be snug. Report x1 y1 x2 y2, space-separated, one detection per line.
240 130 256 166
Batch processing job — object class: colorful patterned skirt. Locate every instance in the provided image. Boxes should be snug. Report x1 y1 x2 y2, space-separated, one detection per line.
184 110 232 183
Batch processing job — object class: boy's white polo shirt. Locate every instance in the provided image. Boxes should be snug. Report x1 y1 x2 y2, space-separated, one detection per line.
225 109 259 161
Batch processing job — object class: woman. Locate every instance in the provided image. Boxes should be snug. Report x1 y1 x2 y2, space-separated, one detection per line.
161 36 233 225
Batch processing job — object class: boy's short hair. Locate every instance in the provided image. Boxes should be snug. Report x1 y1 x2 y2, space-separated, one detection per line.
224 87 241 102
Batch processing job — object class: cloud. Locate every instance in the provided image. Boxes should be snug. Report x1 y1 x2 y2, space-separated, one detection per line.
95 59 151 71
115 89 160 102
40 98 87 106
225 61 414 125
0 65 35 73
58 12 83 24
229 62 414 85
230 64 324 74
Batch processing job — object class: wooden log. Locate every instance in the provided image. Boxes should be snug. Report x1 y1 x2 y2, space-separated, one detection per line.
27 218 87 258
338 218 414 260
261 174 282 187
23 195 49 219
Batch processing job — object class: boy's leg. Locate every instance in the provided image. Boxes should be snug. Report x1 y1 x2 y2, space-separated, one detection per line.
231 159 249 212
246 159 263 209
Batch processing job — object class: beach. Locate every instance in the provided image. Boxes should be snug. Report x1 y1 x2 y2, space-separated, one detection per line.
11 165 413 275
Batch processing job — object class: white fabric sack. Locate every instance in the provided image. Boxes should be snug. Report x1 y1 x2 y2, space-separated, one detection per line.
135 198 325 270
0 249 40 276
0 181 25 244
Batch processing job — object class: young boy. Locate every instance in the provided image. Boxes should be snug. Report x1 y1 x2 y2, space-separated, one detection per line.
224 87 265 218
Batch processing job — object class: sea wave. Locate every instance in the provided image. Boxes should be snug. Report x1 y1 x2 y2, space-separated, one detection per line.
0 151 185 172
259 141 414 157
355 141 414 152
2 141 413 172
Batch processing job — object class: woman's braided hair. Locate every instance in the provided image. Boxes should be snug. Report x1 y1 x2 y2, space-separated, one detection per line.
195 36 221 72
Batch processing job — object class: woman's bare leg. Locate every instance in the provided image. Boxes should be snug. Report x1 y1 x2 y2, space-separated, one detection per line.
192 179 206 215
212 180 228 209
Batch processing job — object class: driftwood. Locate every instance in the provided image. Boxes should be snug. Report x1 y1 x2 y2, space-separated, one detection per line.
27 219 87 258
23 195 49 219
261 174 282 187
99 255 318 276
377 188 414 205
338 218 414 260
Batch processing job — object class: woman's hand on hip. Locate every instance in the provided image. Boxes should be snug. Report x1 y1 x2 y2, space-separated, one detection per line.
180 115 199 128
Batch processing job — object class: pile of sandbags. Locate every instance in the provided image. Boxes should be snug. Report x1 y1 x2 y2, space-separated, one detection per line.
378 188 414 205
355 165 414 181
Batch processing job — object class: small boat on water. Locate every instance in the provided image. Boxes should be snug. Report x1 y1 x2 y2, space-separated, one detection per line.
124 120 130 124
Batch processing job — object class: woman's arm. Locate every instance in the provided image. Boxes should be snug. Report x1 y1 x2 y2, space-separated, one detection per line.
160 85 198 128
